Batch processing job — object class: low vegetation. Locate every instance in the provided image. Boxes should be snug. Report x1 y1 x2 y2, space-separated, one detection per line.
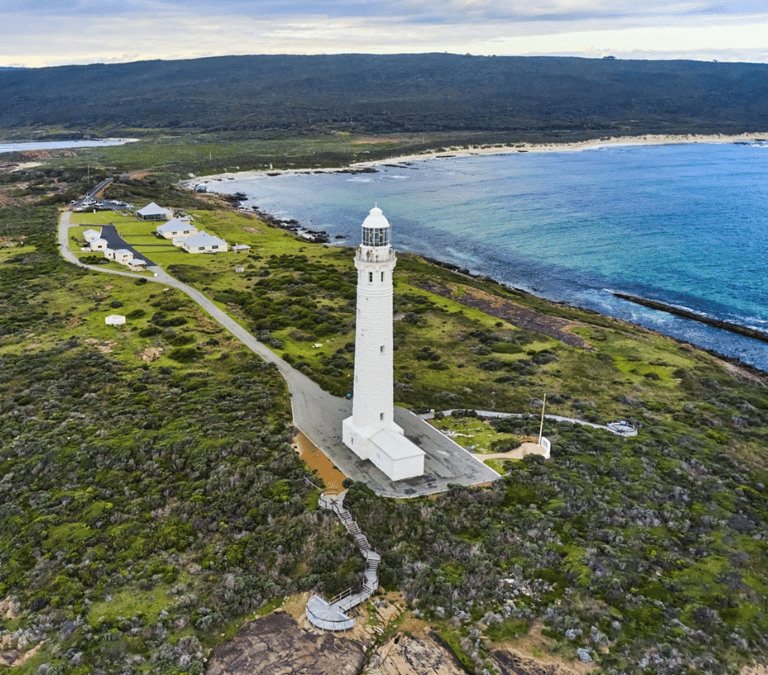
1 139 768 674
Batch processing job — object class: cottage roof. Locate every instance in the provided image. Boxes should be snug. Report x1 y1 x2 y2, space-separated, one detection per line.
184 231 226 248
137 202 168 216
114 248 133 257
157 218 193 233
83 228 100 240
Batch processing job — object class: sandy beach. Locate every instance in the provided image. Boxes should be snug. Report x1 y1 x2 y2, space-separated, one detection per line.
189 132 768 184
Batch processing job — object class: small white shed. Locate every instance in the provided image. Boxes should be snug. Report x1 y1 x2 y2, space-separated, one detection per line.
89 238 108 251
113 249 134 265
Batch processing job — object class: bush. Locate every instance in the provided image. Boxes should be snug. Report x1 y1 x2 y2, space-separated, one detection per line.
167 347 200 363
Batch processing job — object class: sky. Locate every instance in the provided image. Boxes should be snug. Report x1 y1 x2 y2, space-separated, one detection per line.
1 0 767 68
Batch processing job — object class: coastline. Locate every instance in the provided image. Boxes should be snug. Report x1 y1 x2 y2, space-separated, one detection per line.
184 133 768 376
188 132 768 183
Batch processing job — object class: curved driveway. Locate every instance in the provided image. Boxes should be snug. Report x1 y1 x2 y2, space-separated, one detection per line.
59 211 499 497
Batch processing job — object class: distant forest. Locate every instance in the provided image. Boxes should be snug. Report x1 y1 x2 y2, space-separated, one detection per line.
2 53 768 139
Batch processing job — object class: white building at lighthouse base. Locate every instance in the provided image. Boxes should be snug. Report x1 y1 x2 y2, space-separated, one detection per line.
343 420 425 482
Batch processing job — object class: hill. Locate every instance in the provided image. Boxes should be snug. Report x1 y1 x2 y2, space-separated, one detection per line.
2 53 768 138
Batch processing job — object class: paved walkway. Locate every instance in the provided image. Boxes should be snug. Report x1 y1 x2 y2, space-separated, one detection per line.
58 211 499 498
419 408 633 435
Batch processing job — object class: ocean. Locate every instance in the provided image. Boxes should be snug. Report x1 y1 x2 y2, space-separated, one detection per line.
200 142 768 371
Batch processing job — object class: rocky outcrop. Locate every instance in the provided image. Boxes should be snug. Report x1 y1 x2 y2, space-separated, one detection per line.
205 612 365 675
365 631 468 675
205 610 587 675
492 649 582 675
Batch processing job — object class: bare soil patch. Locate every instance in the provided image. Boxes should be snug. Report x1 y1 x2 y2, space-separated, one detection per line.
415 281 591 349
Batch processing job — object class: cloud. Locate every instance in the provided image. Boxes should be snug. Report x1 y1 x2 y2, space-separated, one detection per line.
1 0 767 66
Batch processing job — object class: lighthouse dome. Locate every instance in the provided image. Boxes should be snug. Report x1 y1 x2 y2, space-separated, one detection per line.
362 206 390 229
361 206 391 248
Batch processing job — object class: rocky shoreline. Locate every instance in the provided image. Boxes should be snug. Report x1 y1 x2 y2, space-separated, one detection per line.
215 195 768 379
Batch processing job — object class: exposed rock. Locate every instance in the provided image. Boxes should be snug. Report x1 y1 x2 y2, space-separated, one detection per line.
140 346 164 362
365 630 467 675
492 649 582 675
206 612 365 675
0 596 20 620
207 607 590 675
0 650 19 667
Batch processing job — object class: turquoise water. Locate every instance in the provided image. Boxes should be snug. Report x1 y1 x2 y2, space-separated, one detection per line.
205 143 768 371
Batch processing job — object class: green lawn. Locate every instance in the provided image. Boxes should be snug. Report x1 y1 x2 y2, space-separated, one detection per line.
429 416 520 452
70 211 133 226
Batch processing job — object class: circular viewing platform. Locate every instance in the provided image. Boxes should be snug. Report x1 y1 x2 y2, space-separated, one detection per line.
607 421 638 437
306 595 355 631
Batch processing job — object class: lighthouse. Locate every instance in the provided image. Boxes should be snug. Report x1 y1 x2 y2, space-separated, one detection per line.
342 207 425 481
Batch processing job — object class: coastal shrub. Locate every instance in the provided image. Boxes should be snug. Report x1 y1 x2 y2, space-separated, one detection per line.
478 358 504 371
491 342 522 354
167 347 200 363
138 325 162 338
169 334 195 346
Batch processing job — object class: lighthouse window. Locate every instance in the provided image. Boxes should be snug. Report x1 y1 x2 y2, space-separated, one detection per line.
380 345 385 353
380 413 385 421
363 227 390 247
368 271 373 283
381 271 384 282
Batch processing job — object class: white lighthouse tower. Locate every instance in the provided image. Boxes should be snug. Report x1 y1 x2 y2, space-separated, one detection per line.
342 207 425 481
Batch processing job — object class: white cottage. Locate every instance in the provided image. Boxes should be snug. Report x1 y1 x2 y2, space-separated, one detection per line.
137 202 172 221
113 249 134 265
179 231 228 254
156 218 198 239
89 238 108 251
83 228 101 243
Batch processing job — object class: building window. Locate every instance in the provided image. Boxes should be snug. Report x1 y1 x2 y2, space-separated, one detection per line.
380 345 385 353
381 271 384 282
369 271 373 283
380 412 384 421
